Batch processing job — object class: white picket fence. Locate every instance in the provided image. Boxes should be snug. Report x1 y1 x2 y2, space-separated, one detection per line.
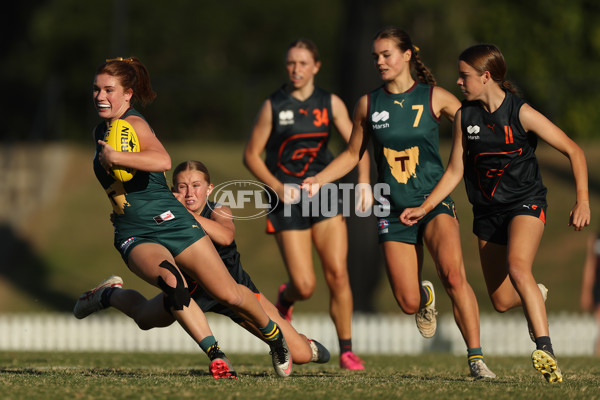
0 312 597 356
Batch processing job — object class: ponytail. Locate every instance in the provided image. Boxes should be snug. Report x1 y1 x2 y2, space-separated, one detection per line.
459 44 519 95
411 49 436 86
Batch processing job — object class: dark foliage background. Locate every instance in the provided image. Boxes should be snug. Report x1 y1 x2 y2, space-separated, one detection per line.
2 0 599 142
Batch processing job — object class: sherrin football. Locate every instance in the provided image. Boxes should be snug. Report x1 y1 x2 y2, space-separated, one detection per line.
104 119 140 182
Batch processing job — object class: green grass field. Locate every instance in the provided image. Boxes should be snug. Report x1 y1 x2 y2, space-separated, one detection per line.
1 352 599 400
1 140 600 399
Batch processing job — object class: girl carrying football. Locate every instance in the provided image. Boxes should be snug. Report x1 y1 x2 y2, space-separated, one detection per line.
81 57 292 378
400 44 590 382
75 160 330 368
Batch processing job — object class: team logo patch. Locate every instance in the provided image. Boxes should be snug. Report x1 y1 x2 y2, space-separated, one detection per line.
153 210 175 225
378 218 389 234
120 237 136 252
383 145 420 184
475 149 523 200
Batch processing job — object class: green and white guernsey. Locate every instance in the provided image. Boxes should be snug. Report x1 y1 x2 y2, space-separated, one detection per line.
93 108 206 261
367 82 446 212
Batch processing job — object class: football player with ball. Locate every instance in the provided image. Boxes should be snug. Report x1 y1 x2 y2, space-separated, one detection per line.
87 57 292 379
75 160 330 371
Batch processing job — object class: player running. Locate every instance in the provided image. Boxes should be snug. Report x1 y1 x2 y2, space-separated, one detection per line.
401 43 590 382
244 39 370 370
75 160 330 378
303 27 495 379
84 57 291 379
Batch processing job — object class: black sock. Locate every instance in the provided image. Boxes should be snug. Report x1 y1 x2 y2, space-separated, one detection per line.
535 336 554 355
100 287 117 308
339 339 352 354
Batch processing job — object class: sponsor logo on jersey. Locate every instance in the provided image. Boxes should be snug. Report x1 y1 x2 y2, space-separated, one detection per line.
279 110 294 126
466 125 480 140
378 218 389 234
120 237 136 252
153 210 175 225
394 99 405 108
371 110 390 129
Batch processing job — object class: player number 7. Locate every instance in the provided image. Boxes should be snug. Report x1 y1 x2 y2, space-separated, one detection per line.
412 104 423 127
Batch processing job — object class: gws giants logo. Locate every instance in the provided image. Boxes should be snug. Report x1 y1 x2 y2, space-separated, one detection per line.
277 132 328 177
210 180 278 220
466 125 480 140
372 110 390 129
279 110 294 126
474 149 523 200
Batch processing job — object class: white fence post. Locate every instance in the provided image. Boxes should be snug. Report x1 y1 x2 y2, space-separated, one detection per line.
0 312 596 355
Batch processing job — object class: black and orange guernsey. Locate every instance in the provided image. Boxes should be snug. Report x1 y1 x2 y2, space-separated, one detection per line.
265 86 335 184
183 200 259 322
460 91 547 214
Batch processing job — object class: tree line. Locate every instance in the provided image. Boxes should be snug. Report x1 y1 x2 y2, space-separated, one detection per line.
2 0 599 144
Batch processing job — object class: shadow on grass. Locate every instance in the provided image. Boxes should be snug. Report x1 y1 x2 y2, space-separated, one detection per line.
0 224 74 311
0 368 45 375
397 373 514 384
